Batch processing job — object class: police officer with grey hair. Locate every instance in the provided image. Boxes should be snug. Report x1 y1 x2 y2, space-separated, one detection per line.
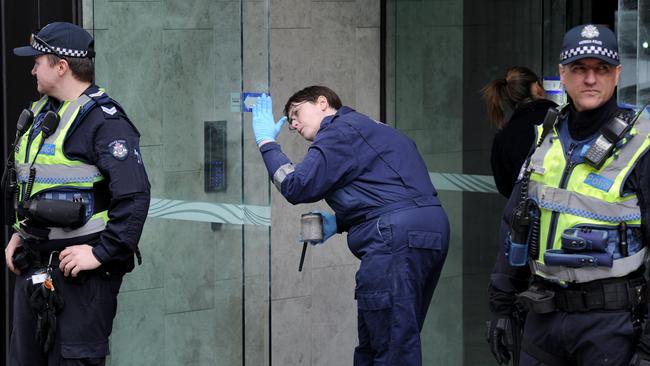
488 24 650 365
3 22 150 365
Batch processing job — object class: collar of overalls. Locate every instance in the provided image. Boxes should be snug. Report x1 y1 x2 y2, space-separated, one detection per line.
319 106 355 131
567 96 618 140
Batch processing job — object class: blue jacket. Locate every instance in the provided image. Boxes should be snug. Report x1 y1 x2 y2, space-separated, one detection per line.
260 106 437 230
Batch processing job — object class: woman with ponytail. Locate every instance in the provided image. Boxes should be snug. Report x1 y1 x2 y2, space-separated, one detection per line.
482 66 557 198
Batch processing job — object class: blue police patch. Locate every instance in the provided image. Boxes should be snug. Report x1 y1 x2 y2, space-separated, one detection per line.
584 173 613 192
109 140 129 160
39 143 56 156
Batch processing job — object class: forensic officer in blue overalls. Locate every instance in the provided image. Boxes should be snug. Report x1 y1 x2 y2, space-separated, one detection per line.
2 22 150 365
488 25 650 366
252 86 450 366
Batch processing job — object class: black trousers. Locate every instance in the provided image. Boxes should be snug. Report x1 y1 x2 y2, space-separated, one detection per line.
9 266 123 366
519 310 639 366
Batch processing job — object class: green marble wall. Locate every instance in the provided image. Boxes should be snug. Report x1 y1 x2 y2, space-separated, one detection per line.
83 1 270 365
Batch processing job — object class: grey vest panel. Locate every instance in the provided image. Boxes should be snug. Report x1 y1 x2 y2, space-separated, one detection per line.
528 182 641 223
532 247 647 283
46 94 92 142
16 164 102 184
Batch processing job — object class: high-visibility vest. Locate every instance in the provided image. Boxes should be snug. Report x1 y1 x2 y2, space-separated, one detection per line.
526 115 650 283
14 94 108 240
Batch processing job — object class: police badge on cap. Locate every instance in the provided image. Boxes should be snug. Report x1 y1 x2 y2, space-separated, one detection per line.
559 24 619 65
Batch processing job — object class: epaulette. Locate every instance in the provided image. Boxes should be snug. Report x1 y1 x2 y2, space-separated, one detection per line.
85 89 126 120
77 88 140 136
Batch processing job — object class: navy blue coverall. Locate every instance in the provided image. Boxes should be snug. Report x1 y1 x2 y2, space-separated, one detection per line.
9 85 150 366
260 106 450 366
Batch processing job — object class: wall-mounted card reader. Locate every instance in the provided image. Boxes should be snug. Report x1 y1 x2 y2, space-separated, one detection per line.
204 121 227 192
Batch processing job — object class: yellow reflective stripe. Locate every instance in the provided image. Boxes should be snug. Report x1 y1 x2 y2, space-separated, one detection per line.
92 210 109 224
530 126 565 187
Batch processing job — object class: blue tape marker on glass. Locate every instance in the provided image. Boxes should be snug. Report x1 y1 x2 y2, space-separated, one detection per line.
241 92 270 112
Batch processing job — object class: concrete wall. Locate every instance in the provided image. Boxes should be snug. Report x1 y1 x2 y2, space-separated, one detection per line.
269 1 381 365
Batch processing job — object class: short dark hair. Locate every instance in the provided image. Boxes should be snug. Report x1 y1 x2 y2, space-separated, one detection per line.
283 85 343 118
46 54 94 83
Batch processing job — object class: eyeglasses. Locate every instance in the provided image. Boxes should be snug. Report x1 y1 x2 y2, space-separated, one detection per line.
287 101 308 131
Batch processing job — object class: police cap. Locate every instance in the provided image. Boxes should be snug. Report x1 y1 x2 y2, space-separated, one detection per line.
14 22 95 58
559 24 619 65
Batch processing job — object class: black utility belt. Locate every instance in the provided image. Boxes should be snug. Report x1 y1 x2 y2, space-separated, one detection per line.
517 276 646 313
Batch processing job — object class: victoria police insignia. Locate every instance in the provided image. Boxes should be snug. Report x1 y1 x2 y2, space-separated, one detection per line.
581 25 599 39
109 139 129 160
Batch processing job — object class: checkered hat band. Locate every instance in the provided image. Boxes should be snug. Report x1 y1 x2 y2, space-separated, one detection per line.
30 37 89 58
560 45 619 62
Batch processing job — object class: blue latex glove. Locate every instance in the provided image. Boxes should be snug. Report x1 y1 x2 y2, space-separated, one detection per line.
311 210 337 245
252 93 287 145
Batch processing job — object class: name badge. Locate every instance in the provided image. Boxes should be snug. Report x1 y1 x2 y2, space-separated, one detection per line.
31 273 48 284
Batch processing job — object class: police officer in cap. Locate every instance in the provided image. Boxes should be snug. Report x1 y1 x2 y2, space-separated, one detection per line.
3 22 150 365
251 86 450 365
488 24 650 366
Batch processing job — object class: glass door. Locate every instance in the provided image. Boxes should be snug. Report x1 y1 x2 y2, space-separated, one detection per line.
82 1 271 365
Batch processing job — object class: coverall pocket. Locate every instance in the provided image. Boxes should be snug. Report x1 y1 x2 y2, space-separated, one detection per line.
356 291 392 354
356 291 392 311
407 231 441 250
406 231 442 281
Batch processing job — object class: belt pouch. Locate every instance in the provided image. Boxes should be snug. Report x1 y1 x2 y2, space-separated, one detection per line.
507 234 529 267
561 228 609 252
516 287 556 314
26 199 86 228
544 249 613 268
